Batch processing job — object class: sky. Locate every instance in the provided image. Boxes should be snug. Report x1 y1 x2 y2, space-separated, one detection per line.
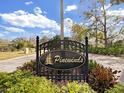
0 0 124 40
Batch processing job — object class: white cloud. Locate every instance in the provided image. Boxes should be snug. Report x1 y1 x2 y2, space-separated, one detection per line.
107 8 124 17
0 25 25 33
99 4 124 17
42 30 50 34
34 7 42 14
101 4 112 10
25 1 33 5
105 4 112 10
64 18 73 28
65 5 78 12
3 31 9 34
43 11 47 14
41 30 56 37
5 27 25 33
0 7 60 31
64 18 73 37
14 10 27 15
0 33 4 37
0 7 73 37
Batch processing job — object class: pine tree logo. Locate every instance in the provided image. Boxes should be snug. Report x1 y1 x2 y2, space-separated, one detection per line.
45 53 53 65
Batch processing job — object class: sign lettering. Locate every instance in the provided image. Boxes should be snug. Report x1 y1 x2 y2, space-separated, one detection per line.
54 55 83 63
40 50 85 69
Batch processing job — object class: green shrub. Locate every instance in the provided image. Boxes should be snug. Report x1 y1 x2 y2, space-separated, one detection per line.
0 71 59 93
105 83 124 93
17 60 120 93
17 60 36 74
0 70 32 92
7 77 60 93
88 65 119 93
7 79 96 93
61 82 96 93
0 71 97 93
88 60 119 92
88 60 100 71
89 45 124 56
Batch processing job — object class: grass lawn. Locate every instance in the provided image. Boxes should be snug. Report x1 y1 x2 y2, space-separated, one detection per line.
0 51 35 60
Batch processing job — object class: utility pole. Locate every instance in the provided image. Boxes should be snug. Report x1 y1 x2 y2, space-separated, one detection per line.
60 0 64 40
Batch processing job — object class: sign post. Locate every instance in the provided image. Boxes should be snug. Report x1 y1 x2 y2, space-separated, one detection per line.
36 36 40 76
85 37 89 82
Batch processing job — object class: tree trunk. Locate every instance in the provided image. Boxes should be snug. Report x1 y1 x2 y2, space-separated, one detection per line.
104 26 108 47
94 0 98 47
102 1 108 47
95 24 98 47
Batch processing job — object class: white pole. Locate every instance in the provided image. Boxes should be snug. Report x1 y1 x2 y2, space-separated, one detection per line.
60 0 64 40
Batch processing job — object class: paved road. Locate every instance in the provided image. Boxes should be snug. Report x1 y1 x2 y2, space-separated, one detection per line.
0 54 123 83
0 54 35 72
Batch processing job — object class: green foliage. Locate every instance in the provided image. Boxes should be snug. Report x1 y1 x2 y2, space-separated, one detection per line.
89 40 124 56
50 35 61 41
0 70 32 93
112 40 124 47
12 38 34 50
0 70 59 93
72 24 88 42
88 65 119 93
7 77 60 93
40 36 49 43
89 46 124 56
0 37 35 52
105 83 124 93
0 61 122 93
18 60 120 93
88 60 100 71
0 38 13 52
50 35 70 41
61 82 96 93
17 60 36 74
88 60 120 92
0 71 97 93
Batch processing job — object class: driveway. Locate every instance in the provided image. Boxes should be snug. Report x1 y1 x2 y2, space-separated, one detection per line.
0 54 35 72
0 54 123 83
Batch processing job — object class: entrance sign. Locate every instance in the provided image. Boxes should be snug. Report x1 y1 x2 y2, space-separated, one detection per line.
36 37 89 82
40 50 85 69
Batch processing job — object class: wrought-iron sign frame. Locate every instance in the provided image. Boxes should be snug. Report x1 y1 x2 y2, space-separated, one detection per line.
36 36 89 82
